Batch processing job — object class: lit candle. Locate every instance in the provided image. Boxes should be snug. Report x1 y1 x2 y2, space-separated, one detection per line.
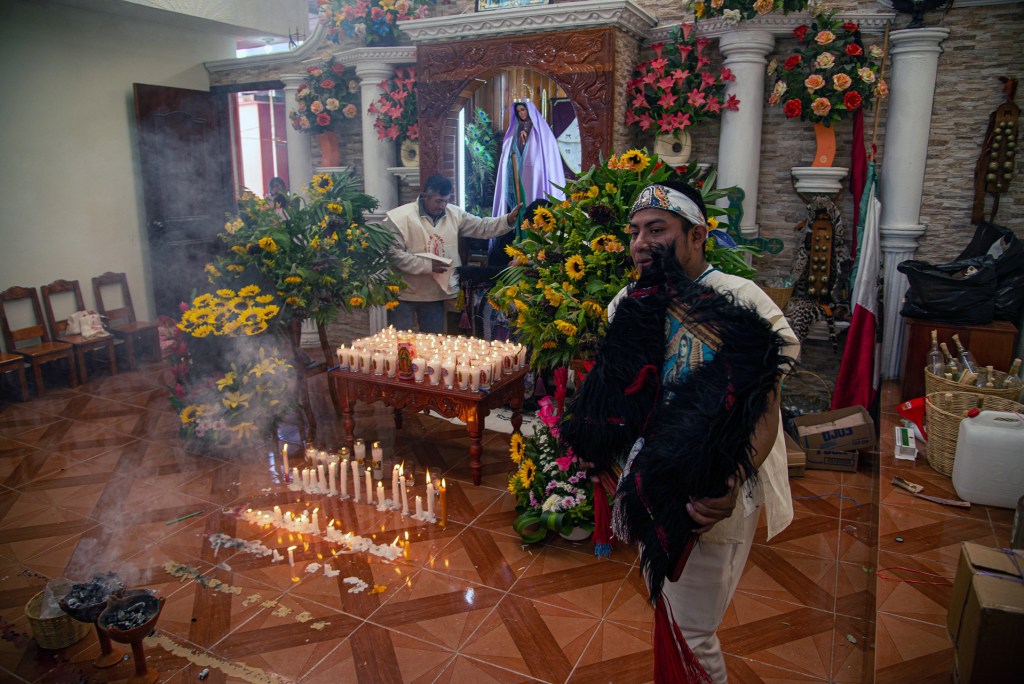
403 531 411 559
287 545 297 567
354 438 366 464
273 505 283 524
478 364 491 390
468 366 480 392
377 481 385 508
439 478 448 527
311 508 319 532
415 495 423 518
372 351 384 375
302 468 310 491
427 355 441 386
392 464 401 507
282 444 290 475
347 348 359 373
372 441 383 467
328 461 337 494
412 356 426 382
426 475 435 518
340 459 349 498
351 460 361 503
336 345 348 370
291 467 299 485
456 364 471 391
441 358 455 389
400 475 409 516
365 467 373 503
317 464 326 491
385 353 398 378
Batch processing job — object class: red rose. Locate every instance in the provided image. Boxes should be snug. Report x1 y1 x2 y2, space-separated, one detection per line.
783 55 802 71
793 25 809 41
846 43 863 57
331 63 345 74
320 79 336 90
316 112 331 126
843 91 863 111
842 21 860 32
783 99 802 118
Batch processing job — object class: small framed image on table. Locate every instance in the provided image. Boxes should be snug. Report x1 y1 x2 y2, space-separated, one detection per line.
476 0 550 11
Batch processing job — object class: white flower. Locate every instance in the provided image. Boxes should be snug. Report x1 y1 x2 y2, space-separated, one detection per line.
766 58 778 76
542 494 565 512
722 9 741 25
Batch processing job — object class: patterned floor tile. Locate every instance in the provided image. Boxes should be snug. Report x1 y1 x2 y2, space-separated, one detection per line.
301 622 455 684
873 612 953 684
510 546 630 619
568 620 652 683
873 550 956 627
738 544 838 612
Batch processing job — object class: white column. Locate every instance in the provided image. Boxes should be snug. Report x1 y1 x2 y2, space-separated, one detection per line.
878 28 949 378
716 30 775 239
280 74 314 192
354 61 399 216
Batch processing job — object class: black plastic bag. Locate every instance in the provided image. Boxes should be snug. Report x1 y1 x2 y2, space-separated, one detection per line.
955 221 1024 321
898 256 997 325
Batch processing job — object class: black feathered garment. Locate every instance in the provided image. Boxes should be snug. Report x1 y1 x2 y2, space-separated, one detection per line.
561 256 789 605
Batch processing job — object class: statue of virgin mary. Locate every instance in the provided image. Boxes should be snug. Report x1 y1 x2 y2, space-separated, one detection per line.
492 101 566 228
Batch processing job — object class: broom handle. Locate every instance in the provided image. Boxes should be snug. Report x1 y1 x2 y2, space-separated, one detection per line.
870 22 891 161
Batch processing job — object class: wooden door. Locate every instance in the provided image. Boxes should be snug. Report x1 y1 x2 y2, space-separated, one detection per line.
133 83 235 316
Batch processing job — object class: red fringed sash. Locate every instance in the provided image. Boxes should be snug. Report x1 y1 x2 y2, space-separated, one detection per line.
654 535 711 683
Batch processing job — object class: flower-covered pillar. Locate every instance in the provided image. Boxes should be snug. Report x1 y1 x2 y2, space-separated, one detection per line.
716 29 775 238
355 60 399 216
878 27 949 379
280 74 315 191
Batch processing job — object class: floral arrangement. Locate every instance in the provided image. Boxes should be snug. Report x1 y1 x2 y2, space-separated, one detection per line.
686 0 808 24
368 66 418 142
318 0 435 46
488 149 746 371
171 340 294 446
210 170 404 327
508 397 594 542
625 22 738 138
768 11 887 125
178 286 280 338
464 108 501 218
289 55 360 134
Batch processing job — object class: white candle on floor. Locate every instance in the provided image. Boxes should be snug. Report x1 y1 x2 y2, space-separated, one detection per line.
282 444 289 474
287 545 296 567
317 464 325 491
340 459 348 497
365 467 373 502
426 476 435 518
311 509 319 532
351 460 361 502
273 505 283 524
377 481 385 508
415 495 423 518
400 476 409 516
328 461 337 494
392 464 401 506
354 438 366 464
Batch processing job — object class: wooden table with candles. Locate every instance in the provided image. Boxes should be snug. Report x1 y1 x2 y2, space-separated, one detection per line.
327 365 527 485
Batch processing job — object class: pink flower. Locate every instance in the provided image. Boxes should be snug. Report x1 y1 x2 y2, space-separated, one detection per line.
724 94 740 111
632 92 647 108
651 42 664 58
657 76 675 91
815 30 836 45
639 113 654 130
720 67 734 82
671 68 689 82
704 95 721 114
680 22 695 41
625 110 639 126
804 74 825 91
658 92 678 109
687 89 706 108
649 57 669 74
407 122 419 140
555 455 575 471
538 396 560 428
701 72 717 89
832 73 852 91
811 97 832 116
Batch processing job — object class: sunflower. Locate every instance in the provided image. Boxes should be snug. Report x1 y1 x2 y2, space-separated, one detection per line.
620 149 651 172
238 285 260 297
386 285 400 293
554 320 578 337
385 300 399 310
582 300 604 317
707 216 720 229
349 296 365 307
587 185 600 199
313 174 333 194
541 340 558 349
532 206 555 232
509 433 525 464
255 294 275 304
504 244 527 263
179 405 199 424
543 286 563 307
226 264 244 273
325 202 344 214
284 275 303 284
564 254 585 281
518 458 537 489
204 264 221 278
258 236 278 252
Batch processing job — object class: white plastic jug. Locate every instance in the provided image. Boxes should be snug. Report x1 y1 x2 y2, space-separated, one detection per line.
952 410 1024 508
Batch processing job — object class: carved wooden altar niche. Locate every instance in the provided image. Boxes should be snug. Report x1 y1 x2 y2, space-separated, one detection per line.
416 26 615 189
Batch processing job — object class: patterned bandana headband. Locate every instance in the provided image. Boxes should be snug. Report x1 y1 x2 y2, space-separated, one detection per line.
629 184 706 227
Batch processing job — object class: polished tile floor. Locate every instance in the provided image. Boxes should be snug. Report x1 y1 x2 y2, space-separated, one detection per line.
0 363 1010 683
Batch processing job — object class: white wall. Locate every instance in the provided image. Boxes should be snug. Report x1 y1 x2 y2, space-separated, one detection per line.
0 0 237 339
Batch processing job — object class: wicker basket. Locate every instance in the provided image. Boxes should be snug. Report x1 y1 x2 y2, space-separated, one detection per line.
924 392 1024 476
759 284 793 310
923 367 1022 401
24 591 90 650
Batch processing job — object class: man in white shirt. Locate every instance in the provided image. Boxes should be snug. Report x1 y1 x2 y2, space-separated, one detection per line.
383 174 520 333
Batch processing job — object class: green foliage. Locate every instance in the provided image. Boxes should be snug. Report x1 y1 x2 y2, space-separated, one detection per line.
464 108 501 217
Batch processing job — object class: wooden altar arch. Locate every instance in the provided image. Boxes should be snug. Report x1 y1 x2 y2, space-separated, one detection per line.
415 26 616 189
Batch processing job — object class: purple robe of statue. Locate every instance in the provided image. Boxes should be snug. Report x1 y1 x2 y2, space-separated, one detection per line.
492 101 566 217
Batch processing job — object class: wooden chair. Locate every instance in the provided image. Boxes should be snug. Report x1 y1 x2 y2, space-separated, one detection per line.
41 279 118 385
0 352 29 401
91 272 159 370
0 286 78 398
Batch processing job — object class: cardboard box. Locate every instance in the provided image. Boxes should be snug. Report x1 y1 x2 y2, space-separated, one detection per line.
805 448 859 472
947 542 1024 683
784 432 805 478
793 406 877 452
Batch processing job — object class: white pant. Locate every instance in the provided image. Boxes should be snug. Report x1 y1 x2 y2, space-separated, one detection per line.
660 505 760 683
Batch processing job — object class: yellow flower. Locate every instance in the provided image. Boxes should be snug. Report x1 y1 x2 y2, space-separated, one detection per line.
285 296 301 306
222 391 252 410
179 405 199 424
258 237 278 252
216 372 237 391
204 264 221 278
707 216 720 230
284 275 303 284
386 285 400 293
532 207 555 232
607 154 619 169
508 476 519 494
385 300 399 310
554 320 578 337
695 1 705 18
541 341 558 349
504 284 519 299
226 264 244 273
504 244 527 264
620 149 651 172
229 422 259 440
592 234 624 253
536 250 547 262
565 254 585 281
224 219 243 235
587 185 600 199
582 300 604 317
518 458 537 489
256 294 274 304
543 286 563 307
349 296 365 307
512 299 528 312
326 202 344 214
313 174 333 194
231 245 248 256
192 325 214 338
605 182 618 194
509 433 525 464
